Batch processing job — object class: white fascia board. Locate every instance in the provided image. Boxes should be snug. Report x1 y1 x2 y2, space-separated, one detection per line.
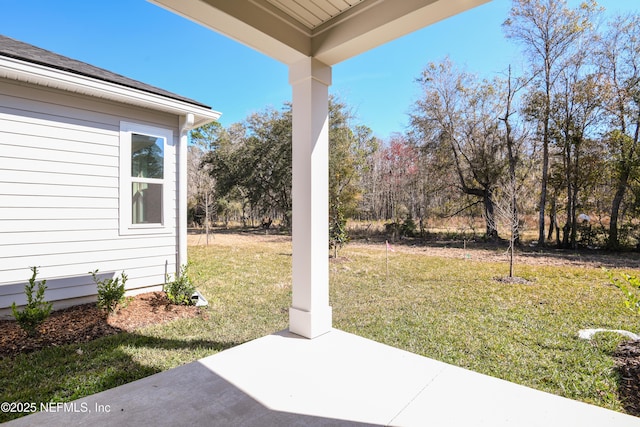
0 56 221 130
312 0 492 65
151 0 491 67
150 0 308 65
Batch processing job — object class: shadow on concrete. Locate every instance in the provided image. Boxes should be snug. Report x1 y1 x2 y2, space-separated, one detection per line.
5 355 380 427
0 331 241 424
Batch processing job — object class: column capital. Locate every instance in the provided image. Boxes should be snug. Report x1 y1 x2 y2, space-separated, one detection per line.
289 57 332 87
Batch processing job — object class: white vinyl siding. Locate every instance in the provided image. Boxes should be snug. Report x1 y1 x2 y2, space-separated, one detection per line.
0 79 179 310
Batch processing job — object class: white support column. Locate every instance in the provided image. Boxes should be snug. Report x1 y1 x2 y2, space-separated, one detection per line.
288 58 333 339
177 114 194 272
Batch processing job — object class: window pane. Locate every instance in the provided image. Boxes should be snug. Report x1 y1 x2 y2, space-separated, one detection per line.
131 133 164 179
132 182 163 224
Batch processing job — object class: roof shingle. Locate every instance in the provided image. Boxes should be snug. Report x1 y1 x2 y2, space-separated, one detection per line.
0 34 211 109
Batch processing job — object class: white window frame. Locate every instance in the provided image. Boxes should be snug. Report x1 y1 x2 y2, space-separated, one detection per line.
119 121 174 235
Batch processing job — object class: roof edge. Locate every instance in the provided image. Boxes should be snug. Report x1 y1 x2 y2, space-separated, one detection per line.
0 56 221 129
0 34 212 109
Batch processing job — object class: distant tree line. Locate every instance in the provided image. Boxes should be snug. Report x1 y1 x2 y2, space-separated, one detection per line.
188 0 640 250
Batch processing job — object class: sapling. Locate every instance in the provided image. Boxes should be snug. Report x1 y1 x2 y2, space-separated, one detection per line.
11 267 52 336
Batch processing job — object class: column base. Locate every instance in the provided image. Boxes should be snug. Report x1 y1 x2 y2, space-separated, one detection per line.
289 306 332 339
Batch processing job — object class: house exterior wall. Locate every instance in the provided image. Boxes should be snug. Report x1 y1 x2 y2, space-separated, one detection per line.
0 78 180 314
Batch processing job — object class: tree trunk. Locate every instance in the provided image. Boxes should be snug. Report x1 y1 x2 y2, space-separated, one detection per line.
484 189 499 240
538 139 548 246
570 186 578 249
570 143 580 249
562 140 573 249
562 172 573 249
538 70 551 247
609 114 640 249
205 192 210 246
562 222 570 249
503 78 520 247
609 171 629 249
511 196 519 245
547 197 556 242
509 237 514 278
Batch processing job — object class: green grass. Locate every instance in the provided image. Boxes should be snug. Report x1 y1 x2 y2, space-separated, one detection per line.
331 245 638 412
0 238 292 423
1 236 638 422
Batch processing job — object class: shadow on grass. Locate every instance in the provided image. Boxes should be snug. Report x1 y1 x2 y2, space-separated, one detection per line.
349 233 640 270
188 226 291 237
192 225 640 269
0 331 240 423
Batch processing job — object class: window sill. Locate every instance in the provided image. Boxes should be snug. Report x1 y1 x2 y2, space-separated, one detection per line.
119 226 173 236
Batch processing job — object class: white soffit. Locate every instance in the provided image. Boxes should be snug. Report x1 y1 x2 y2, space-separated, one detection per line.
263 0 367 30
150 0 491 65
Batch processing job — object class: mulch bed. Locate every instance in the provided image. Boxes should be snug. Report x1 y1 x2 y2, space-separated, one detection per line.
614 340 640 417
493 276 534 285
0 292 203 357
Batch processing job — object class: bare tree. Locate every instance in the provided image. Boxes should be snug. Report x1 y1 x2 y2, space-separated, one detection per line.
187 145 215 244
190 122 224 243
489 174 529 277
596 13 640 248
550 64 603 249
499 66 535 247
504 0 601 246
411 59 507 239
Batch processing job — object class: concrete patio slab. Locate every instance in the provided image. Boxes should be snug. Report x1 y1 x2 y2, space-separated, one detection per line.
198 329 448 424
393 356 635 426
5 329 640 426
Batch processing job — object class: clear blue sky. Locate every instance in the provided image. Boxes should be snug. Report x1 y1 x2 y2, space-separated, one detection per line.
0 0 635 140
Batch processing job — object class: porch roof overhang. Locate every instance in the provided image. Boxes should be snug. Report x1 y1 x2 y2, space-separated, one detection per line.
151 0 490 66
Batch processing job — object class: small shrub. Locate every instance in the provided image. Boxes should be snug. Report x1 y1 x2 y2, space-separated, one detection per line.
91 270 127 313
401 217 417 237
330 205 349 258
385 222 400 240
165 264 195 306
578 224 608 248
11 267 53 336
385 217 416 239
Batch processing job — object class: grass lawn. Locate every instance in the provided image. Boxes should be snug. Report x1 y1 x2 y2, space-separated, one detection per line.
332 243 638 412
1 232 638 422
